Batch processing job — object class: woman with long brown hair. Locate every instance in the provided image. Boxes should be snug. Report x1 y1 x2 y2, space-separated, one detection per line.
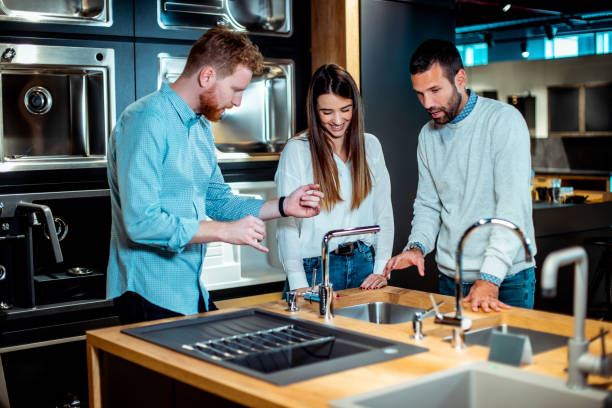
275 64 393 295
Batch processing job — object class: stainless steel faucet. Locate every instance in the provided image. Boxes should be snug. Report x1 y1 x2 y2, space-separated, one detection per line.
319 225 380 319
412 294 445 340
436 218 533 348
541 246 612 389
16 202 63 263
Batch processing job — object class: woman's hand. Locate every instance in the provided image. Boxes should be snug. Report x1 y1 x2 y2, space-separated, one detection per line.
360 273 388 289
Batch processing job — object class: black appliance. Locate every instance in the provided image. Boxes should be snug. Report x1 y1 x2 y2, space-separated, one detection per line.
0 189 118 408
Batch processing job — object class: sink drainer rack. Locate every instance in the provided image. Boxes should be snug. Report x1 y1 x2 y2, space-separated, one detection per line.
181 324 335 361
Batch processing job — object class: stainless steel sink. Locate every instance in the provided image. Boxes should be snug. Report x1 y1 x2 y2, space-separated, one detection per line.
331 362 612 408
157 56 294 157
446 324 568 354
0 0 110 25
334 302 425 324
122 308 428 385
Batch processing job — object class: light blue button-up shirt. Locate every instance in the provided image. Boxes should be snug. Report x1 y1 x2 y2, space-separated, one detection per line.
107 83 264 315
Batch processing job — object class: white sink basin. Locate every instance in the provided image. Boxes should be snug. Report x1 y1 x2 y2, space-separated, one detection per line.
331 362 611 408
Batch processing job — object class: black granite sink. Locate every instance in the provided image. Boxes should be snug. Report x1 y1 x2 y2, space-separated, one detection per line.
123 308 428 385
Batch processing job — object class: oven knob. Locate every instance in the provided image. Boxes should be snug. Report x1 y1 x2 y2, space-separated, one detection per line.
24 86 53 115
0 265 6 281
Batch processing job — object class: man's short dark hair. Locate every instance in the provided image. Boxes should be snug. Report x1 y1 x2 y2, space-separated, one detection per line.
409 39 464 83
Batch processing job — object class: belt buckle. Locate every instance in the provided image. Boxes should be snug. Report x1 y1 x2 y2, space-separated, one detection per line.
334 242 355 256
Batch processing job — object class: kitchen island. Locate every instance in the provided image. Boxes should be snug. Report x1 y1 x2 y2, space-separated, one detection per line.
86 287 612 407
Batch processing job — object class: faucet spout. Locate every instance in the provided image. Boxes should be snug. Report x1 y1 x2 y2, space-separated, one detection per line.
320 225 380 319
455 218 533 320
541 246 592 388
16 201 63 263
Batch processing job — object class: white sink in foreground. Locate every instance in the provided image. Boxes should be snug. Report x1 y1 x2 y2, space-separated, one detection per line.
330 362 611 408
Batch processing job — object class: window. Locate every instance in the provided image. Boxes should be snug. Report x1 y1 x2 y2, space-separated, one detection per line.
457 30 611 65
457 43 488 66
540 32 603 59
545 35 579 59
596 31 611 54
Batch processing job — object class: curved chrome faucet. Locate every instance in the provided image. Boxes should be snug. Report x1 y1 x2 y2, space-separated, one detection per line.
541 246 612 389
438 218 533 348
319 225 380 319
455 218 533 319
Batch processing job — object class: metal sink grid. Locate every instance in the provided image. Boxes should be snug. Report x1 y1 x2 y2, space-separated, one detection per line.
123 308 428 385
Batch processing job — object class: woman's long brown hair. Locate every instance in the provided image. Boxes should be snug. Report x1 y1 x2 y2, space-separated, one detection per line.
306 64 372 212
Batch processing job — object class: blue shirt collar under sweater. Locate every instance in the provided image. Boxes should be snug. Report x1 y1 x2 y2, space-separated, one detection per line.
450 89 478 124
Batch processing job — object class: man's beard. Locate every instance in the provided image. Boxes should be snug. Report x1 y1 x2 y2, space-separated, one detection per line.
428 86 463 125
198 88 224 122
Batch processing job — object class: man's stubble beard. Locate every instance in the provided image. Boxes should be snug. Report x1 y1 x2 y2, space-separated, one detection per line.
431 85 463 126
199 88 224 122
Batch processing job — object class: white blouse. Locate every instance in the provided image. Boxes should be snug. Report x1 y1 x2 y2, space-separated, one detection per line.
275 132 394 290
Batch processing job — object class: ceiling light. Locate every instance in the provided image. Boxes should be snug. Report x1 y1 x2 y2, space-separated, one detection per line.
502 3 511 12
520 41 529 58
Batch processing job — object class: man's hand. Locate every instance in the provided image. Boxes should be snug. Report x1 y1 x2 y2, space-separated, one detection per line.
284 184 324 218
220 215 269 252
463 279 511 312
360 273 388 289
382 249 425 278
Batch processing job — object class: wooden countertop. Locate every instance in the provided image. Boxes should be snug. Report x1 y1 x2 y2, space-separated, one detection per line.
86 287 612 407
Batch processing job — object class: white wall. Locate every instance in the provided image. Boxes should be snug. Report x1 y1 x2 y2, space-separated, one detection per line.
465 53 612 138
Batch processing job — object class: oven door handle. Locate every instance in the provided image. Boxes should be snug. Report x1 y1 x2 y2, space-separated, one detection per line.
0 334 85 354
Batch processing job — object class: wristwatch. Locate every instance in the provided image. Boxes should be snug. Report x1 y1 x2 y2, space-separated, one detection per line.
407 241 425 255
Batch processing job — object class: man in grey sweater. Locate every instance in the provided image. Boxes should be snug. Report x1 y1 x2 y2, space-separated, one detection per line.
384 39 536 312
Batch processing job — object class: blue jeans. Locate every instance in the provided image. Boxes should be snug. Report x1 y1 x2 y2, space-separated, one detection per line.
282 241 374 297
438 267 536 309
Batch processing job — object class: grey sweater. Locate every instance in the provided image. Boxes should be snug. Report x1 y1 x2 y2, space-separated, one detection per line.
408 96 536 283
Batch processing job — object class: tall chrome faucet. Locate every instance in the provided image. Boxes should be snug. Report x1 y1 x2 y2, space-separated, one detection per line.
541 246 612 389
319 225 380 319
437 218 533 348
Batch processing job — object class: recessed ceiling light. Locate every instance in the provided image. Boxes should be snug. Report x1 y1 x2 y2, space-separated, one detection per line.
521 41 529 58
502 3 512 12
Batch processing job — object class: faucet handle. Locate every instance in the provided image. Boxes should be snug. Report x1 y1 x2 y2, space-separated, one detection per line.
310 268 317 291
411 313 425 340
428 294 444 319
411 295 445 340
285 291 302 312
588 328 609 358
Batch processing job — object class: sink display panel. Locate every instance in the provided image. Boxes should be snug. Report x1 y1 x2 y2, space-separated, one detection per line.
123 308 428 385
459 324 569 354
